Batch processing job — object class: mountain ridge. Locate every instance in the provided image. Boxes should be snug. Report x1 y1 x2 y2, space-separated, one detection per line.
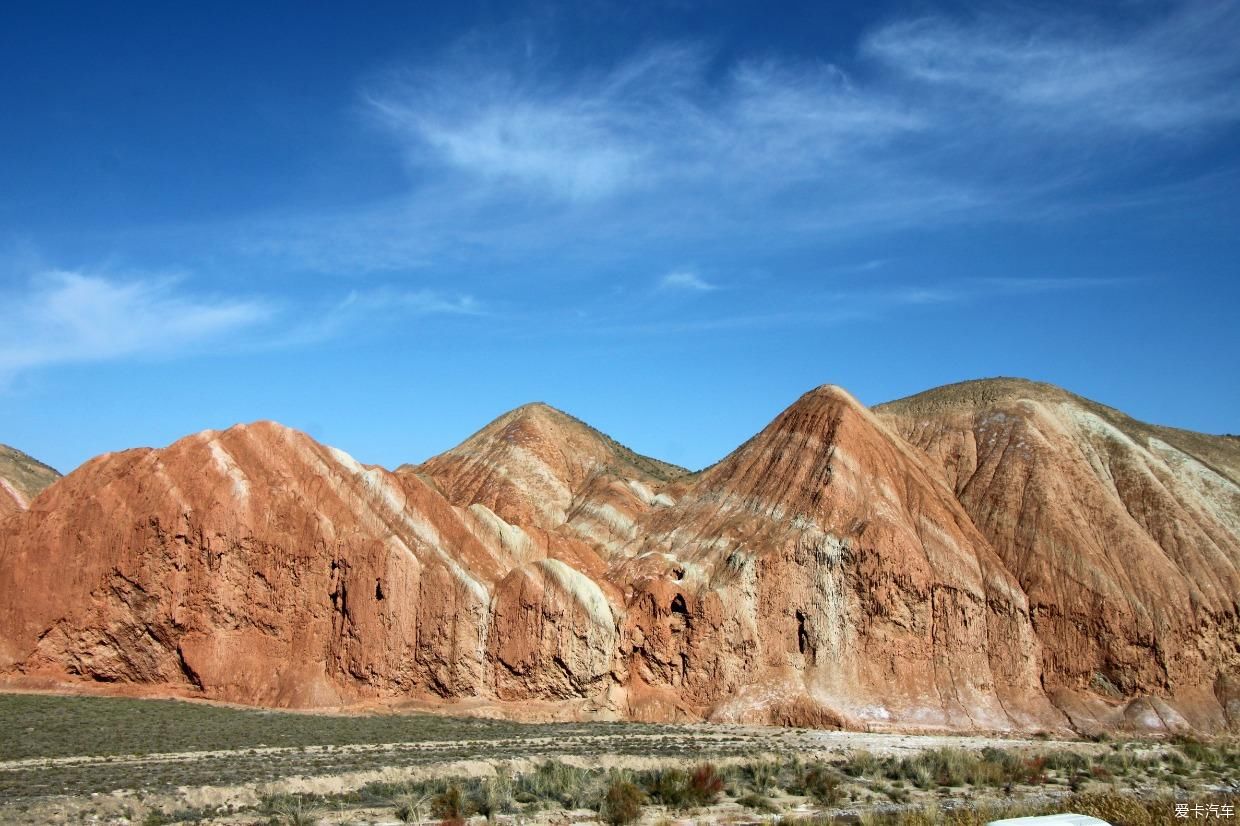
877 378 1240 733
1 377 1235 734
878 376 1240 484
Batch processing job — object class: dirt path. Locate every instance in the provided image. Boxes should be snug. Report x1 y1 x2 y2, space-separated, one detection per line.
0 726 1071 772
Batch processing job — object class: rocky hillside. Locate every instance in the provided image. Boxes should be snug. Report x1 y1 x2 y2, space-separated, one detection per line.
610 386 1059 730
0 444 60 517
0 380 1235 735
877 378 1240 732
0 422 615 708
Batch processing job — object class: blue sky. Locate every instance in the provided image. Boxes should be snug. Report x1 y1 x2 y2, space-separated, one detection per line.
1 0 1237 474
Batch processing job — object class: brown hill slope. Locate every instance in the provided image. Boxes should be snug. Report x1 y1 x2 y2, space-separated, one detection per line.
611 385 1061 730
0 444 60 517
877 378 1240 731
0 382 1235 733
410 402 688 547
0 422 620 709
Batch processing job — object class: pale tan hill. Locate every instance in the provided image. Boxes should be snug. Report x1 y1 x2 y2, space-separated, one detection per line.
0 443 60 517
880 377 1240 484
878 377 1240 731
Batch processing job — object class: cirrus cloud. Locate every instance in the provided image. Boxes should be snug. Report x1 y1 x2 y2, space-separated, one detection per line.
659 270 717 292
244 2 1240 278
0 270 271 377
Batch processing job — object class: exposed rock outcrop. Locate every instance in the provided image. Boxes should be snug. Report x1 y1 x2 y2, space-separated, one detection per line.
0 380 1235 734
877 378 1240 732
613 386 1059 731
0 423 608 707
411 402 687 537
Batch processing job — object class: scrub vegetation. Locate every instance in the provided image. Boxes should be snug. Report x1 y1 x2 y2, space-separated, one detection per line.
1 694 1236 825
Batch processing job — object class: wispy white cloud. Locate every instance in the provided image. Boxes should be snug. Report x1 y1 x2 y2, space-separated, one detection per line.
245 285 486 350
888 287 957 305
339 287 482 316
365 54 658 202
659 270 717 292
0 270 270 377
821 258 893 276
0 270 491 381
968 276 1135 294
563 274 1130 339
863 3 1240 134
244 3 1239 277
879 276 1133 306
363 43 925 206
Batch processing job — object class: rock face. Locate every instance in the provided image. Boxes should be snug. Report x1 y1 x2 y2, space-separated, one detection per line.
877 378 1240 732
0 380 1236 734
412 402 688 533
610 386 1058 731
0 444 60 518
0 422 614 708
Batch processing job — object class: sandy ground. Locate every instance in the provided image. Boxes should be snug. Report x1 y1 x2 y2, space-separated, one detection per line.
0 726 1128 826
0 728 1074 772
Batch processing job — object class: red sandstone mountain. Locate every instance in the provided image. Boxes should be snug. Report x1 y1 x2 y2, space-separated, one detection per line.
610 385 1059 730
0 379 1235 734
408 401 688 536
877 378 1240 732
0 422 618 708
0 444 59 517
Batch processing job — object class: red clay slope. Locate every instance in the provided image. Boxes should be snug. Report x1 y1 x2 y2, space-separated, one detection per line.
611 385 1061 731
877 378 1240 732
0 379 1235 734
0 422 616 709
